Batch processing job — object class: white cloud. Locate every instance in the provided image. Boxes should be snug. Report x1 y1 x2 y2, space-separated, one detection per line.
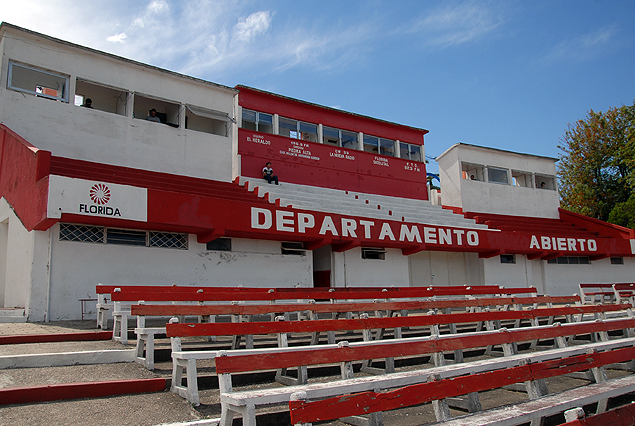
408 0 504 48
233 11 271 42
542 26 617 64
107 33 127 44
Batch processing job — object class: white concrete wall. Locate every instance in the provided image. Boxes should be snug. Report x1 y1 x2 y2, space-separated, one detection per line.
331 248 409 288
0 198 50 321
481 255 535 289
437 144 560 218
47 227 312 321
542 257 635 297
408 251 483 287
0 27 237 182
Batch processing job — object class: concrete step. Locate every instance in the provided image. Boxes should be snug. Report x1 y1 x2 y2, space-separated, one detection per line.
0 308 27 323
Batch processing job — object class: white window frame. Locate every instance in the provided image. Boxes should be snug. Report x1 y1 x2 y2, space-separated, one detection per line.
8 61 69 102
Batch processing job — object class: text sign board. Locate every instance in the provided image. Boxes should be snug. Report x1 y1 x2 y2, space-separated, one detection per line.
48 175 148 222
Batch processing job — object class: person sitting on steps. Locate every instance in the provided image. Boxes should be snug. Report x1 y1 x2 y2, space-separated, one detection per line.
262 162 279 185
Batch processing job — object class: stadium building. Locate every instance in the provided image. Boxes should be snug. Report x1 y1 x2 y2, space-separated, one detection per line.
0 23 633 322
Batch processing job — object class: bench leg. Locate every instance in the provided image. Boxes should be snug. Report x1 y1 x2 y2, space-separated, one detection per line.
97 308 109 330
171 358 200 406
223 404 256 426
135 333 155 370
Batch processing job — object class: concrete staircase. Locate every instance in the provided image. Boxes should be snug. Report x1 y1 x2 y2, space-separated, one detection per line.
239 178 488 230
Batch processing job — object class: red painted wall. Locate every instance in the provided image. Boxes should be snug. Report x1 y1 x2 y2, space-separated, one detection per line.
0 125 53 231
239 130 428 199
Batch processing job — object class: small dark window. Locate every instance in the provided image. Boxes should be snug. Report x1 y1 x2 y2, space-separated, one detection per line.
207 238 232 251
106 228 147 246
611 257 624 265
578 257 590 265
548 256 590 265
362 248 386 260
500 254 515 264
282 242 306 256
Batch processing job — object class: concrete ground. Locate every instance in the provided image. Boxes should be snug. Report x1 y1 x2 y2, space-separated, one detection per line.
1 319 635 426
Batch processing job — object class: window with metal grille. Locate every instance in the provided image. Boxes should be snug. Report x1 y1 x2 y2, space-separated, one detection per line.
150 231 188 249
59 224 104 243
59 224 187 250
361 248 386 260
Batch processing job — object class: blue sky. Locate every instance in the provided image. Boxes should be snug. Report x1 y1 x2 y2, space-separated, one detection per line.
2 0 634 174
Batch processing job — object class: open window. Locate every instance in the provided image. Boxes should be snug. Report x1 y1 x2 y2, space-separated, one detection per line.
134 94 181 127
75 78 128 115
361 247 386 260
535 174 556 190
511 170 532 188
185 104 232 136
462 162 484 181
281 242 306 256
8 61 69 102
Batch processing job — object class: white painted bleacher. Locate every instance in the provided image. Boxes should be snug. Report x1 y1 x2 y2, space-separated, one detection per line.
239 178 488 230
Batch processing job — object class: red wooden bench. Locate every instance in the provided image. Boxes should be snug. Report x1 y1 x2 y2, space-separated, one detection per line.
207 317 635 426
613 283 635 306
562 403 635 425
580 283 616 305
105 284 538 344
288 345 635 426
167 306 633 408
131 294 580 369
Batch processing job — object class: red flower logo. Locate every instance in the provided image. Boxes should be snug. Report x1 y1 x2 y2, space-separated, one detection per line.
90 183 111 205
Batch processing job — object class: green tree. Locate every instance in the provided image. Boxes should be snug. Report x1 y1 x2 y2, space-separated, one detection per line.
557 102 635 222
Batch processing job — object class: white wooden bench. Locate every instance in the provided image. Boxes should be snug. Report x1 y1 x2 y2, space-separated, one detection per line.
220 321 635 426
171 317 635 425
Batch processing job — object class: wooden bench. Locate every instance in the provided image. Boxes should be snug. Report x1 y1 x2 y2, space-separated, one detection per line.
132 294 581 369
613 283 635 306
168 306 632 409
562 402 635 425
107 284 539 345
288 344 635 426
210 317 635 426
580 283 617 305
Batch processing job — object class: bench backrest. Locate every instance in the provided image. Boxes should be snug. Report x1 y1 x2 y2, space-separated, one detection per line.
168 303 631 343
288 344 635 424
132 294 581 317
111 285 538 302
213 317 635 375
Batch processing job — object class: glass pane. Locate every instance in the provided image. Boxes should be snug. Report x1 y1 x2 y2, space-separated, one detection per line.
379 138 395 157
258 112 273 134
488 167 508 184
323 126 340 146
299 121 318 142
9 62 68 101
399 142 409 159
363 135 379 154
341 130 358 150
279 117 299 138
409 144 422 162
241 109 257 130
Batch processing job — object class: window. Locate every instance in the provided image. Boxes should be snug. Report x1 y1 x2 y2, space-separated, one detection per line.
535 175 556 190
322 126 340 146
400 142 422 162
241 109 273 134
547 256 590 265
341 130 358 150
75 78 128 115
361 247 386 260
281 242 306 256
462 162 485 181
488 167 509 184
185 105 232 136
500 254 516 264
379 138 395 157
611 257 624 265
59 224 104 243
363 135 379 154
511 170 532 188
207 238 232 251
59 223 187 249
8 61 69 102
106 228 147 246
279 117 299 139
133 94 181 127
299 121 318 142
